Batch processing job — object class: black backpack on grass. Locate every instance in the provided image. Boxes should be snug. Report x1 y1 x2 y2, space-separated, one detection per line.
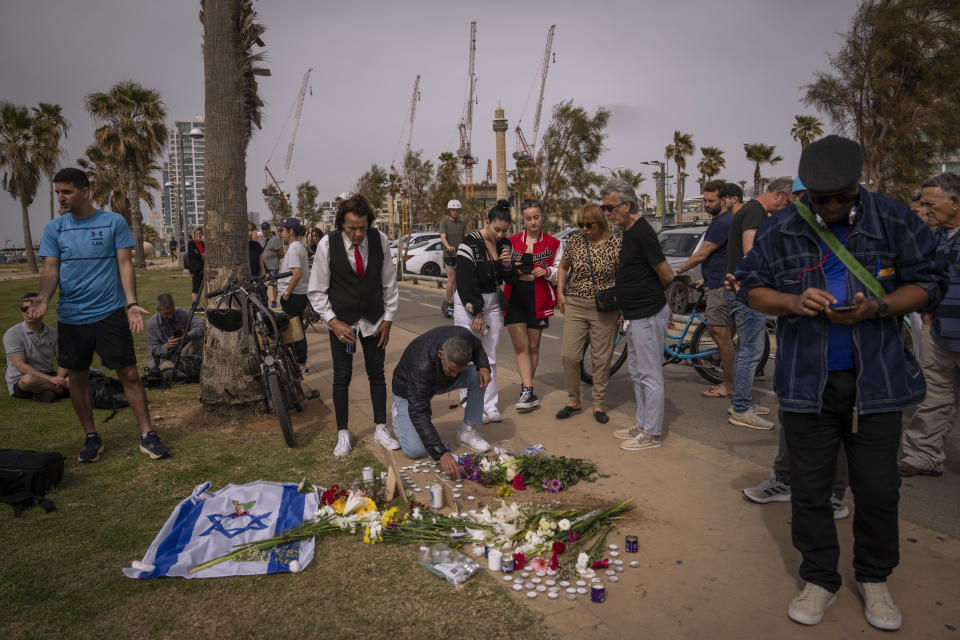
0 449 65 518
88 369 129 422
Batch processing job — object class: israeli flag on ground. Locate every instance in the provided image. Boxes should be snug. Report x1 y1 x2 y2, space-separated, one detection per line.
123 480 319 579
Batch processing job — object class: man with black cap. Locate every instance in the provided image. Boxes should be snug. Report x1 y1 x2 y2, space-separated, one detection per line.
736 135 945 630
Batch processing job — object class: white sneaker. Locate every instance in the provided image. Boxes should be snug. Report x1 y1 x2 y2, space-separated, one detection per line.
333 430 352 457
788 582 837 626
728 406 775 430
728 403 771 416
857 581 902 630
458 424 490 452
482 409 502 424
373 424 400 450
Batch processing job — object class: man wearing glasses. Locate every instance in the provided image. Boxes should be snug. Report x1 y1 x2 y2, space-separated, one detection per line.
4 293 69 402
735 135 945 630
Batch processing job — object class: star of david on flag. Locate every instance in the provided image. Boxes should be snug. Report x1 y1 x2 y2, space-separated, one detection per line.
123 481 319 579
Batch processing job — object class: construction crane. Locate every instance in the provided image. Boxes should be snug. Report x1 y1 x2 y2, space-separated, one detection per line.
457 21 478 199
514 24 555 165
264 67 312 203
393 75 420 243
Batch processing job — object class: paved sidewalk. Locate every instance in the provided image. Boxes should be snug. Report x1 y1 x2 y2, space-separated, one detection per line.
299 320 960 639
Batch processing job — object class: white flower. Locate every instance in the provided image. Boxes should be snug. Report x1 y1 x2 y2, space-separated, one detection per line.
577 567 596 579
316 505 336 518
477 507 494 524
411 507 422 520
368 521 383 540
576 552 590 570
558 519 571 531
470 544 485 558
479 458 493 473
539 518 556 533
340 490 368 516
467 527 487 541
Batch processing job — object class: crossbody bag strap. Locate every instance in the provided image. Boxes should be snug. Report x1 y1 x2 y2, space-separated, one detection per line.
794 201 886 298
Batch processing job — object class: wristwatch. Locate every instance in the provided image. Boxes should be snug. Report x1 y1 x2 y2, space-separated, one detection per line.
126 302 139 311
875 298 889 319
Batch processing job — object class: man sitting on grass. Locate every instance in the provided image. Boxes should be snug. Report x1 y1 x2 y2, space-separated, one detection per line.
146 293 204 370
4 292 69 403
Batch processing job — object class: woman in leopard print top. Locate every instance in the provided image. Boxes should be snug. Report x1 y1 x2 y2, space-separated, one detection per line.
556 204 622 424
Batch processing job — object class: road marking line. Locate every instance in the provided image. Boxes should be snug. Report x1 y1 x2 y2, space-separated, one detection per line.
542 334 559 340
399 296 411 302
420 303 437 309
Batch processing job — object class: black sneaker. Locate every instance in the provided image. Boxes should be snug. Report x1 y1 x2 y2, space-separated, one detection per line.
139 431 171 460
516 386 540 411
78 433 103 463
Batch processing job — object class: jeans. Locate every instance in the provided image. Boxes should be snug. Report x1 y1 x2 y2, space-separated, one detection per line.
724 290 766 413
771 408 849 496
391 365 484 459
783 371 902 592
625 304 670 436
328 328 386 430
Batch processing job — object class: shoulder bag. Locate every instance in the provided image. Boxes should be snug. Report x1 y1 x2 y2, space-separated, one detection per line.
583 237 618 312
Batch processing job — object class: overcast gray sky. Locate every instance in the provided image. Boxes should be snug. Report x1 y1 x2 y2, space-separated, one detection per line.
0 0 861 244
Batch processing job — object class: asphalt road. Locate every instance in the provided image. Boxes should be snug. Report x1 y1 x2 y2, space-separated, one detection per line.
394 280 960 539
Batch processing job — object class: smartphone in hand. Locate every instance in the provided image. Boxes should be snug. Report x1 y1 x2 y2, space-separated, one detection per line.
831 304 856 312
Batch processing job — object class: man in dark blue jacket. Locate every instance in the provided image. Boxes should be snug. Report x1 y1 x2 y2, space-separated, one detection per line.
737 135 946 631
391 326 492 479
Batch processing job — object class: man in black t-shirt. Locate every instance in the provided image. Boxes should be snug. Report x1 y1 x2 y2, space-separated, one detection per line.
600 177 676 452
724 177 793 430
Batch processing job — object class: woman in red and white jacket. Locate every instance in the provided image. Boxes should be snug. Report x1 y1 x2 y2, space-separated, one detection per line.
503 199 563 412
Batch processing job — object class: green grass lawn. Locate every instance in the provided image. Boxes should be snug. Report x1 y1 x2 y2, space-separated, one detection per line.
0 268 549 639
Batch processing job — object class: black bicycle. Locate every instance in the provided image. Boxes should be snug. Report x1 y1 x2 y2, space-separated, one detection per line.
206 271 305 447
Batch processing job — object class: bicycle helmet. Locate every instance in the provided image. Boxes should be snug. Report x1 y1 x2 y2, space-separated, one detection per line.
207 295 243 332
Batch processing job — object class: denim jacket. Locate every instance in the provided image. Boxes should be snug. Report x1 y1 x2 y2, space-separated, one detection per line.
737 188 946 415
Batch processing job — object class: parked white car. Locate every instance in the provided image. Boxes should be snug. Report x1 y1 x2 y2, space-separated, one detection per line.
403 239 445 276
391 232 440 267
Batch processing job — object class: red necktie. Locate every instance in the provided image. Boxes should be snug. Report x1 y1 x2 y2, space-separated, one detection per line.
354 244 364 277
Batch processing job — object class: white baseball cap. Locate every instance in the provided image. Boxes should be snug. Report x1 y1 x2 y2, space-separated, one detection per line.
447 199 462 209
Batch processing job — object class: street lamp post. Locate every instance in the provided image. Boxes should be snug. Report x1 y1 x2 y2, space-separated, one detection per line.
164 179 191 269
641 160 670 223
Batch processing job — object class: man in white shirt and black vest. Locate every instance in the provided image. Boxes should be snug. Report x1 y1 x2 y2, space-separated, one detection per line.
308 194 401 456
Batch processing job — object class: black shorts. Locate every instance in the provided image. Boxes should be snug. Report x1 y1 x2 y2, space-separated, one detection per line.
191 270 204 294
58 308 137 371
443 256 457 268
504 280 549 330
11 372 69 399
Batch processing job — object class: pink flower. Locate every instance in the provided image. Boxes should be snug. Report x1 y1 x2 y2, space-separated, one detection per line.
529 556 549 572
512 474 526 491
591 558 610 570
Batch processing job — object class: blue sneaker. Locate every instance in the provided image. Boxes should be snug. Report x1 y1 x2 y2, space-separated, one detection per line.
78 432 103 463
139 431 171 460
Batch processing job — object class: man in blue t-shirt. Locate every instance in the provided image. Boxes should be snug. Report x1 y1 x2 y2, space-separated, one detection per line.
674 179 735 397
26 167 171 463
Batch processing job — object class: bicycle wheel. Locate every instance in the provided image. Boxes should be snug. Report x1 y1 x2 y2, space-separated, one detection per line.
690 322 772 386
579 330 629 385
690 322 723 385
280 345 306 412
266 370 297 447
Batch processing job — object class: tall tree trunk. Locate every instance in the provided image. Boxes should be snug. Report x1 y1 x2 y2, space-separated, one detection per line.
200 0 263 411
129 173 146 267
21 200 38 273
48 176 54 220
753 164 762 199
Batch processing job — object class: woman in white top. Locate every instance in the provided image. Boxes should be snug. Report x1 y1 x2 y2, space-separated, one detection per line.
277 217 311 372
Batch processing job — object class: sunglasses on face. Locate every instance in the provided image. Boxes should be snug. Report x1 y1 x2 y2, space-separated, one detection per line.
599 202 625 212
577 221 595 229
809 192 858 207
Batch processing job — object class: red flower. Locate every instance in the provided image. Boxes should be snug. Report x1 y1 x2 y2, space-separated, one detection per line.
513 552 526 570
512 474 526 491
591 558 610 570
549 541 566 570
320 484 346 506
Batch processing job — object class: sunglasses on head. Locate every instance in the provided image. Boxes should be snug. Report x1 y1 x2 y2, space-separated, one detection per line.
577 221 595 229
521 199 542 210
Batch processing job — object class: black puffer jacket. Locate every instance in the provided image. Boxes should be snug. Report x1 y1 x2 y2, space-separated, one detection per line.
392 326 491 460
455 231 514 315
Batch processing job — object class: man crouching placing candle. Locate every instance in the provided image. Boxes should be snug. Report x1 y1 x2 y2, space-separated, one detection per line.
391 326 493 479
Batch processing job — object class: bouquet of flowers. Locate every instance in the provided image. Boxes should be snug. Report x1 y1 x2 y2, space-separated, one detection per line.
458 452 600 494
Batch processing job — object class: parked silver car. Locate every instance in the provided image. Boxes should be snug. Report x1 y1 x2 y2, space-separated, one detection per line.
658 224 709 313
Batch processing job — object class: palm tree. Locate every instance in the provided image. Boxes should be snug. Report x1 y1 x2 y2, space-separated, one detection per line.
85 81 168 267
696 146 726 191
665 131 695 214
200 0 269 409
77 144 159 222
31 103 70 220
791 115 824 149
0 102 44 273
743 143 783 197
611 168 645 190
